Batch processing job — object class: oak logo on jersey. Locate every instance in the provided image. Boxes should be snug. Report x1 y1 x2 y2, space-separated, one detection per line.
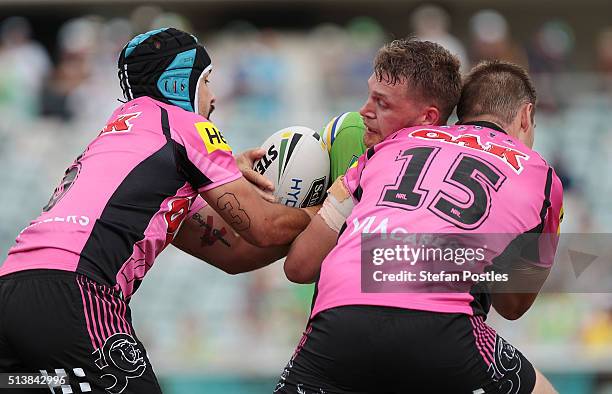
410 129 529 174
100 113 141 135
278 132 302 183
195 122 232 154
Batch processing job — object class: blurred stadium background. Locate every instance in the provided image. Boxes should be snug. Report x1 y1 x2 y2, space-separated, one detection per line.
0 0 611 393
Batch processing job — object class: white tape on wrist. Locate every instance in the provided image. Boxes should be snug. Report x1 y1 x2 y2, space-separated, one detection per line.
318 176 354 233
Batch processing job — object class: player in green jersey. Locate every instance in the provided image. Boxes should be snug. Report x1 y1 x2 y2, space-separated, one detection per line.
321 111 367 181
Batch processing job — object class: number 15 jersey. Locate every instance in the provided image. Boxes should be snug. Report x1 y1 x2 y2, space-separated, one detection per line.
312 124 563 318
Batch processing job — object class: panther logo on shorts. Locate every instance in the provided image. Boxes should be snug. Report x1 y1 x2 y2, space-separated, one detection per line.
488 336 522 394
94 333 147 394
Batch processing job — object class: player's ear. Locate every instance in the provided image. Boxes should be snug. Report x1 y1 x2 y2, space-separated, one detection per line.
421 106 441 126
519 102 534 133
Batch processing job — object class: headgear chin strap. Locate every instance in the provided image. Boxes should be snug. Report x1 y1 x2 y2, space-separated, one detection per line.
118 27 212 113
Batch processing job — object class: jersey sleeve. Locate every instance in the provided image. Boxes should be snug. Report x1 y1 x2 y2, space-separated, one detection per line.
532 169 564 268
172 115 242 193
517 168 564 269
544 169 564 236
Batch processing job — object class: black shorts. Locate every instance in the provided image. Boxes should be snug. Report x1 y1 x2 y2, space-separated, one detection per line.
274 306 536 394
0 269 162 394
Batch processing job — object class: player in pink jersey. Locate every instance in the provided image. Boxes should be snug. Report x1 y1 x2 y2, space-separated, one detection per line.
169 39 465 276
0 28 312 393
275 58 561 392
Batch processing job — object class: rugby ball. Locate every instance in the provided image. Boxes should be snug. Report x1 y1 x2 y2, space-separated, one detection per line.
253 126 330 207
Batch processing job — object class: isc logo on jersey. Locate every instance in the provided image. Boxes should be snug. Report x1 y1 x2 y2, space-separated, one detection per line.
254 126 330 208
195 121 232 154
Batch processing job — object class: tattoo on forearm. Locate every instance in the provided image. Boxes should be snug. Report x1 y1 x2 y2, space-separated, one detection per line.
216 193 251 231
192 213 231 247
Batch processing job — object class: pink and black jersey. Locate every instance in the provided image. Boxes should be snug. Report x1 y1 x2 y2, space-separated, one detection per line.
1 97 241 299
312 123 563 318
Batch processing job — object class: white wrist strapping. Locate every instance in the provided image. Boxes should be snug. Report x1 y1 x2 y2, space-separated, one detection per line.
318 176 354 233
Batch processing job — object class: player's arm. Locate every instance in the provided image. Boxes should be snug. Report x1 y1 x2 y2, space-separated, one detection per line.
284 176 354 283
172 147 285 273
173 204 289 274
201 176 310 248
175 118 308 248
490 262 551 320
491 171 564 320
284 215 337 283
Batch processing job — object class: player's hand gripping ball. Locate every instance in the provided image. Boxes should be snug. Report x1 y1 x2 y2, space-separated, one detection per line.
253 126 330 207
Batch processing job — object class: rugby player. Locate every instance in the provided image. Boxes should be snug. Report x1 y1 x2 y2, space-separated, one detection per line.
204 39 460 296
209 39 460 273
192 39 461 281
276 59 562 393
0 28 312 393
284 38 462 282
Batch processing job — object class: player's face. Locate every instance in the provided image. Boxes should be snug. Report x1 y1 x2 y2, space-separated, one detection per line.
359 74 430 148
196 70 215 118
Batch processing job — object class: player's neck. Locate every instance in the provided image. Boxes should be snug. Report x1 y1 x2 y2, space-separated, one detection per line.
459 117 508 135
